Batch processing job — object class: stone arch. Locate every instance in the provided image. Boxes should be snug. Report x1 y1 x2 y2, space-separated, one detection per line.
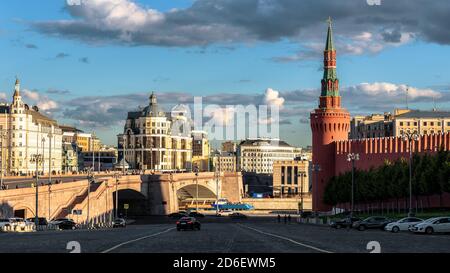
12 203 35 219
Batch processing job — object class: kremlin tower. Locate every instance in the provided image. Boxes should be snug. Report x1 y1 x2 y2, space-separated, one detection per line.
310 18 350 212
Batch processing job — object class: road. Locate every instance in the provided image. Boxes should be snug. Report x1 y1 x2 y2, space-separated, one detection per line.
1 174 113 189
1 217 449 253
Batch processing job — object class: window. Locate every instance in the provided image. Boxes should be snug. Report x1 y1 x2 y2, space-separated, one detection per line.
399 122 404 126
423 122 427 126
414 122 417 126
431 122 434 126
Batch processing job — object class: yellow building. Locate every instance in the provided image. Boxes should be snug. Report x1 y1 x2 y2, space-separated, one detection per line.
192 130 210 171
394 110 450 136
273 160 312 211
218 152 237 172
273 160 310 197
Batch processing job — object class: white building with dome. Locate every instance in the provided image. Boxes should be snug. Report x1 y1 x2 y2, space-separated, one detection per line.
117 93 192 171
0 78 63 176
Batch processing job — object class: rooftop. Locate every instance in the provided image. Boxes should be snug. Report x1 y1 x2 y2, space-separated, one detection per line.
396 110 450 119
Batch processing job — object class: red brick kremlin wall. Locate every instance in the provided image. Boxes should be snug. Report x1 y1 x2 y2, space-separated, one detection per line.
333 132 450 209
335 132 450 174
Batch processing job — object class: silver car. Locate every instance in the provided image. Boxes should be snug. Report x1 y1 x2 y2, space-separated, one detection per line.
410 217 450 234
384 217 423 233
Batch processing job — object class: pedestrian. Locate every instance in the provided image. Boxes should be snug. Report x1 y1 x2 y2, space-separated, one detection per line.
288 215 291 223
277 214 281 223
284 215 287 224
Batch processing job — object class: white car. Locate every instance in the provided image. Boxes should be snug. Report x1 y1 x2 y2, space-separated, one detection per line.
384 217 423 233
0 219 14 230
8 218 27 231
410 217 450 234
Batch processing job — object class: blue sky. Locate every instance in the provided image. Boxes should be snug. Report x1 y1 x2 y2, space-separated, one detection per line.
0 0 449 147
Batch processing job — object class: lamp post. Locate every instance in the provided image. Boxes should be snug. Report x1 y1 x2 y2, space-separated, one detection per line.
91 132 95 173
214 157 220 216
402 131 419 217
194 166 199 211
47 132 53 185
298 172 307 217
0 129 7 190
122 135 126 176
311 164 321 216
30 154 43 227
41 137 45 179
113 172 121 219
347 153 360 218
86 167 95 228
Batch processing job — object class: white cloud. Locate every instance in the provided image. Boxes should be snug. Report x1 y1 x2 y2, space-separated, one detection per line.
350 82 442 100
72 0 164 31
264 88 285 108
22 89 59 113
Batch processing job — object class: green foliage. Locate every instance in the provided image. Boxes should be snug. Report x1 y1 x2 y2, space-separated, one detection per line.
323 150 450 206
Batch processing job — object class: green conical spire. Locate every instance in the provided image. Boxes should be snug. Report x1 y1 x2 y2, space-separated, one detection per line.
325 17 334 51
321 17 339 97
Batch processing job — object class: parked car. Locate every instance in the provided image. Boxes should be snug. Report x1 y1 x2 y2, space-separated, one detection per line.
0 219 13 229
57 219 78 230
168 212 187 218
8 218 28 231
49 218 71 226
229 213 247 219
188 212 205 218
410 217 450 234
26 217 48 226
176 217 201 231
218 210 234 216
330 217 361 229
352 216 393 231
384 217 423 233
113 218 126 228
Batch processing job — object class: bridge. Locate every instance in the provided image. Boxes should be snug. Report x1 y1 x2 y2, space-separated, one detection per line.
0 172 243 225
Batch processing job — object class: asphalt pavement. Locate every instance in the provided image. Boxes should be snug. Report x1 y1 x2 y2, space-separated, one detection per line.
0 217 449 253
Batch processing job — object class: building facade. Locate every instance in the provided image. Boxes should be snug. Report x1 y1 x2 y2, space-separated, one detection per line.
218 152 238 172
350 113 394 139
394 110 450 136
192 130 210 171
273 160 310 198
62 142 79 173
0 79 63 175
239 138 297 174
118 93 192 171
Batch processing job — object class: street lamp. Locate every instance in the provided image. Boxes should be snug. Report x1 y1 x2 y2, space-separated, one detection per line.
402 131 420 217
30 154 43 228
86 167 95 228
214 158 221 216
311 164 321 216
0 129 7 190
113 172 121 219
347 153 360 218
47 132 53 185
41 137 45 178
122 135 127 176
297 171 307 217
194 166 199 211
